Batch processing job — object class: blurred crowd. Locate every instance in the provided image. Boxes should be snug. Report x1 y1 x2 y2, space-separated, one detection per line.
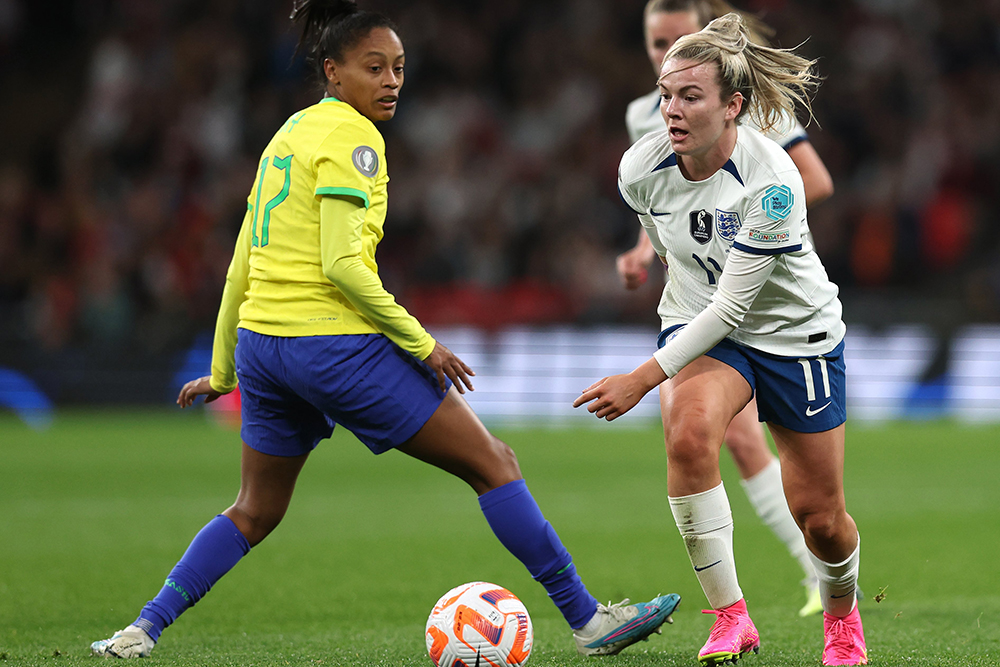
1 0 1000 357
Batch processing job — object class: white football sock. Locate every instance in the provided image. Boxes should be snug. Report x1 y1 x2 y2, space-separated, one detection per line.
576 609 603 636
809 534 860 618
740 458 817 586
669 482 743 609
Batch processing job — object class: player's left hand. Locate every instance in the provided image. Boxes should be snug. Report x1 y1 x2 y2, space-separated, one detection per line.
573 359 667 421
424 342 476 394
616 248 650 290
177 376 225 408
572 374 648 421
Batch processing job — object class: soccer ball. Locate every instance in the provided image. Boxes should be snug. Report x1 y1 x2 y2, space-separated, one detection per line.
425 581 533 667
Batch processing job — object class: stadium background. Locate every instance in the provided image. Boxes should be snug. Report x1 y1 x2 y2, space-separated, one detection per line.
0 0 998 416
2 3 1000 666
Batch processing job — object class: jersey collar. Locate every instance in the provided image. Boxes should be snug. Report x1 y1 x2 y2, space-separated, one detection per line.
652 152 744 187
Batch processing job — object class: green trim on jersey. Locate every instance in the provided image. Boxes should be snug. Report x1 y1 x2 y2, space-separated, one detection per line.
317 186 370 208
320 96 342 104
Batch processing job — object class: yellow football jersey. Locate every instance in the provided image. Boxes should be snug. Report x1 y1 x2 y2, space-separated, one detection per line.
209 97 434 392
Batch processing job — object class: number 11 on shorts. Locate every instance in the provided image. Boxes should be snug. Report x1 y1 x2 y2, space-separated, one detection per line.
797 357 830 402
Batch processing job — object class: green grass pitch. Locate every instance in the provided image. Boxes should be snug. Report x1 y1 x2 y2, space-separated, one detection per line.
2 411 999 665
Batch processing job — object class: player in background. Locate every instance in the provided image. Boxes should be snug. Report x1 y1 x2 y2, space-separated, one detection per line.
577 14 866 666
91 0 680 659
617 0 835 618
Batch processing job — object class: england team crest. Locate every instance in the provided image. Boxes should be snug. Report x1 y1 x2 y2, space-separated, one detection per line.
689 209 713 244
715 209 742 243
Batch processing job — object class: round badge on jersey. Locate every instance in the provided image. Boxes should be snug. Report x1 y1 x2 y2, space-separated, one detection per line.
352 146 379 177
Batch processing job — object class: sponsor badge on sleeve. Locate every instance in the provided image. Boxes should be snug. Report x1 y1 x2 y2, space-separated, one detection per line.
762 184 793 222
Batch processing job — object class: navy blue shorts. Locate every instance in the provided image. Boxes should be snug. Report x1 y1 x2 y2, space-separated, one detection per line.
235 330 450 457
657 325 847 433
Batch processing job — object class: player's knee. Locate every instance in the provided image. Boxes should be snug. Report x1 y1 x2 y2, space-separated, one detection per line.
483 436 522 489
666 419 717 475
795 507 842 546
448 433 522 495
227 501 286 547
722 424 761 456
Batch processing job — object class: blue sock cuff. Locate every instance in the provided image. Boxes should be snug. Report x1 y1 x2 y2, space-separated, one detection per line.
215 514 251 556
478 479 528 511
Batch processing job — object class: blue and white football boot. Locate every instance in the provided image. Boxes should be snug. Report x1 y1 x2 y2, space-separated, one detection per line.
573 593 682 656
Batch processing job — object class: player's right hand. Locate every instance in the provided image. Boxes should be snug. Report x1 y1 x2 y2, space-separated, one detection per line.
616 248 650 290
424 342 475 394
177 376 226 408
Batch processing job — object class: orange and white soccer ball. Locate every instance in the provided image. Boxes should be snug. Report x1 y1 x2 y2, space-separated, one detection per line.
425 581 533 667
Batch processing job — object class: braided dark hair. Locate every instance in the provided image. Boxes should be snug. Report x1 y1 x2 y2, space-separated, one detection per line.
291 0 399 84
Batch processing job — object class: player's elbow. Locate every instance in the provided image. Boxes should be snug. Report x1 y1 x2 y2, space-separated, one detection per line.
807 176 834 207
709 299 745 330
222 275 249 300
323 255 354 287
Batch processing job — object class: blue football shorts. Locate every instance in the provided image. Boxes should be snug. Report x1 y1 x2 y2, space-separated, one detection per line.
657 325 847 433
235 329 450 457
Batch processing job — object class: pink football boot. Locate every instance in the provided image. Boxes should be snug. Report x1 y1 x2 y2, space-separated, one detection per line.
698 598 760 665
822 605 868 665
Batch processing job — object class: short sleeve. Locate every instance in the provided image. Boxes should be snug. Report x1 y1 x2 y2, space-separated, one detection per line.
733 172 805 255
314 119 385 209
638 213 668 258
617 150 647 215
618 180 645 215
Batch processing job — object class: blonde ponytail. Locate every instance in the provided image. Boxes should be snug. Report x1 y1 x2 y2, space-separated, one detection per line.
660 12 819 133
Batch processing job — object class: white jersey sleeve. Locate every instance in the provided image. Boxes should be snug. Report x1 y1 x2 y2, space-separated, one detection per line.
637 213 668 259
619 131 673 259
617 158 645 215
617 129 669 214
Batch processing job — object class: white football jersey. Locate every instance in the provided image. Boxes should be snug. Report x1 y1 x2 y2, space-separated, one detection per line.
618 125 845 357
625 88 809 148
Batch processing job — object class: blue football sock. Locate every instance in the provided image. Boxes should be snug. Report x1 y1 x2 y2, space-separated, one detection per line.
479 479 598 629
133 514 250 641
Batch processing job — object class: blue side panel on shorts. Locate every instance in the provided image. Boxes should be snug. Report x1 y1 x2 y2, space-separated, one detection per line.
236 330 450 457
656 326 846 433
